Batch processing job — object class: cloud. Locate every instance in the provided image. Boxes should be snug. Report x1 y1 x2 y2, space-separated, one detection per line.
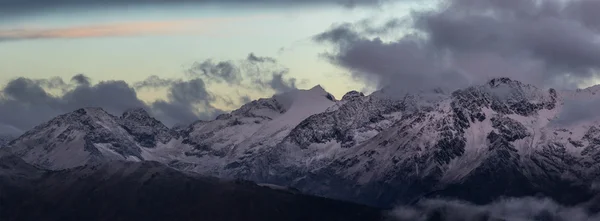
187 60 243 85
61 81 147 114
71 74 91 86
133 53 299 124
132 75 228 126
552 87 600 126
0 124 22 137
240 95 252 104
0 74 228 134
186 53 298 94
0 52 303 134
316 0 600 95
387 197 600 221
150 78 224 126
134 75 178 89
247 53 277 63
265 72 298 93
0 18 249 41
0 76 147 134
0 0 387 15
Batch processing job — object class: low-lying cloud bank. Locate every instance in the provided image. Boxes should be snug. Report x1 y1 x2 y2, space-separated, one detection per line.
0 53 299 135
387 197 600 221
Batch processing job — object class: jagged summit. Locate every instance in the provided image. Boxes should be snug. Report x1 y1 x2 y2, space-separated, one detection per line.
487 77 519 87
72 107 112 117
484 77 543 95
119 107 175 148
231 98 285 120
4 106 177 169
178 84 339 162
308 84 326 93
8 78 600 208
342 90 364 101
121 107 151 119
32 107 120 133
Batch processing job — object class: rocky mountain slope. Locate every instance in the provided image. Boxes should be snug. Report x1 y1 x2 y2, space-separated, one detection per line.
0 152 382 221
5 107 177 170
5 78 600 208
0 135 12 148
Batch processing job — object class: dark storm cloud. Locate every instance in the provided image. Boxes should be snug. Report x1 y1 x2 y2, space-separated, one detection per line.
133 75 225 126
187 60 242 85
0 74 228 134
247 53 277 63
314 24 362 43
70 74 91 86
240 95 252 104
150 78 224 126
0 52 302 134
0 75 147 134
34 77 69 90
134 75 177 89
553 98 600 126
266 72 298 93
187 53 298 94
62 80 147 114
316 0 600 94
130 52 298 126
167 78 213 104
243 53 298 93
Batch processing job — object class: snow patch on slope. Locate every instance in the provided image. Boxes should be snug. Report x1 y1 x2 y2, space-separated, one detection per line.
253 85 336 141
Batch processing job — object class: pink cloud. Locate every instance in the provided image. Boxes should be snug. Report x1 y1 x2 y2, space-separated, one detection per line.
0 16 268 40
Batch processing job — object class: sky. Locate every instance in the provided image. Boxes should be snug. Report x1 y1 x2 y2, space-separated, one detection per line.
2 0 600 135
0 1 424 97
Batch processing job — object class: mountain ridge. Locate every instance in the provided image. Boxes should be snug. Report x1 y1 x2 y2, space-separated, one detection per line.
5 77 600 208
0 152 383 221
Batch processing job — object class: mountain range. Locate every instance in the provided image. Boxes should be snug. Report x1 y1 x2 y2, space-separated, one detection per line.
0 150 382 221
3 77 600 209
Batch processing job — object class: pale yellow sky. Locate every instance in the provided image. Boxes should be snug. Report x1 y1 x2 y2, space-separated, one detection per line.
0 2 423 110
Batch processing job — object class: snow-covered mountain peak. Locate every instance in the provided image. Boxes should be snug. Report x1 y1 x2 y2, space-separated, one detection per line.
121 107 151 120
175 84 340 164
11 78 600 208
576 84 600 95
308 84 326 92
4 107 172 169
47 107 119 129
119 108 176 148
230 98 285 120
252 85 338 139
342 91 365 101
72 107 112 118
487 77 522 88
451 77 557 119
272 85 336 111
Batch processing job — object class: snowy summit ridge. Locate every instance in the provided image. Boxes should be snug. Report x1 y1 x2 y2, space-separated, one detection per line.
5 80 600 207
